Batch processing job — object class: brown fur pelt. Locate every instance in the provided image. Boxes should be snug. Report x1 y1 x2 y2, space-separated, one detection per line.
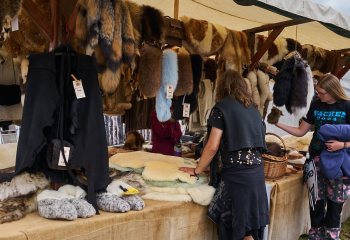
138 43 162 97
174 47 193 96
3 0 49 57
255 35 289 67
0 192 37 224
123 131 145 151
103 64 133 115
219 29 250 75
181 16 227 56
0 0 22 46
301 44 336 73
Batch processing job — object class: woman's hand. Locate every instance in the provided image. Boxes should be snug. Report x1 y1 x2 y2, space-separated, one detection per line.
325 140 344 152
179 167 196 175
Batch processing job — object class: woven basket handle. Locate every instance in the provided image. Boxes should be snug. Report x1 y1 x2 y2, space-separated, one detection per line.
265 132 288 157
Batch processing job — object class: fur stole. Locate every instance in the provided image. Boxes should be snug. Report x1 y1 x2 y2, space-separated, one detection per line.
0 192 37 224
181 16 227 56
138 43 162 97
172 54 202 120
273 57 295 107
174 47 193 96
156 49 178 122
219 29 250 74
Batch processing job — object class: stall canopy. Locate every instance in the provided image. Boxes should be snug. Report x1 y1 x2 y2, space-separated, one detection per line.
133 0 350 50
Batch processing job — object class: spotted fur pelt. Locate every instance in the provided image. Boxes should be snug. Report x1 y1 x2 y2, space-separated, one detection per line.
0 172 49 202
0 192 37 224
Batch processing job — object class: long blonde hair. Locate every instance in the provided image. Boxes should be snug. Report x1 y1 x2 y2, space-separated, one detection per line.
317 74 349 101
215 70 254 107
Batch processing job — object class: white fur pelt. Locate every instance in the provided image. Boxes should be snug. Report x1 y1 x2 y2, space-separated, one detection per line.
142 191 192 202
58 185 86 199
187 184 215 206
156 49 178 122
0 172 49 201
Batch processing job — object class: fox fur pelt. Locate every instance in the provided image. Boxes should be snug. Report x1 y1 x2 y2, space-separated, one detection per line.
181 16 227 56
123 131 145 151
301 44 337 74
0 192 37 224
174 47 193 96
273 57 295 107
138 43 162 97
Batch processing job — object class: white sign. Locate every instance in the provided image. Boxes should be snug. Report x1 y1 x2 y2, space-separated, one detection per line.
58 147 70 167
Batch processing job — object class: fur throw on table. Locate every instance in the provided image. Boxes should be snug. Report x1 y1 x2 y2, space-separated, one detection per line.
181 16 227 56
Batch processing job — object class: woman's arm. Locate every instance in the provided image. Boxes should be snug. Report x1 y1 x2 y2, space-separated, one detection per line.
180 127 222 175
275 120 311 137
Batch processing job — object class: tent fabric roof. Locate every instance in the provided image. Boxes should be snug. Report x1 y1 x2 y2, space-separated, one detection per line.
134 0 350 50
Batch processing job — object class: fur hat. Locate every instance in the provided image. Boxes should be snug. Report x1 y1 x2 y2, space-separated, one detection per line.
138 43 162 97
181 16 227 56
156 49 178 122
174 47 193 96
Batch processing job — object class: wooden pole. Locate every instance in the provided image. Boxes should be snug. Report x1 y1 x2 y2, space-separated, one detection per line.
174 0 179 20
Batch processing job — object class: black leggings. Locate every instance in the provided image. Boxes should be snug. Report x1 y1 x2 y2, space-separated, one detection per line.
310 198 344 228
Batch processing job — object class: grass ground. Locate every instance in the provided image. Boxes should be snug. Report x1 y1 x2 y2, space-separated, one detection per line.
298 217 350 239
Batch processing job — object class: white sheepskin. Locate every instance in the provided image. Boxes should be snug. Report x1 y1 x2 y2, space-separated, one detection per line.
187 184 215 206
0 172 50 201
37 190 71 201
142 192 192 202
58 185 86 199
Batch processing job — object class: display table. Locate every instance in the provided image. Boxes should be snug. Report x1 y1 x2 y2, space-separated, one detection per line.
266 172 350 240
0 200 217 240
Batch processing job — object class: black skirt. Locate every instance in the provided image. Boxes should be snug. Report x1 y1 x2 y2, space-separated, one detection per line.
208 163 269 240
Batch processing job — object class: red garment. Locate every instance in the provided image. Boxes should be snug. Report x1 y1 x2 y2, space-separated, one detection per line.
151 110 182 155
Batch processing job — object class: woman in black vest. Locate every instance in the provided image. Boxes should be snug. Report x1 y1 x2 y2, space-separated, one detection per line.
181 70 269 240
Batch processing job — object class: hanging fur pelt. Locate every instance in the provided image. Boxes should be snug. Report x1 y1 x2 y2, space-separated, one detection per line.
273 57 295 107
181 16 227 56
138 43 162 98
0 192 37 224
255 35 289 67
174 47 193 96
156 49 178 122
289 59 314 117
0 0 22 45
301 44 337 74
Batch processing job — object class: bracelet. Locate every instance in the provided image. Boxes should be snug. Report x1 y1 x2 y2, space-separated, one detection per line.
193 168 199 180
344 142 348 149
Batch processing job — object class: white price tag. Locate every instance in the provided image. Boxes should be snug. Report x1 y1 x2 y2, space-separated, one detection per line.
11 16 19 31
71 74 86 99
166 84 174 99
58 147 70 166
183 103 190 117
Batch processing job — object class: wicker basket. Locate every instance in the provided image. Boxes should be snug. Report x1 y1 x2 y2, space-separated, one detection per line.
262 133 287 180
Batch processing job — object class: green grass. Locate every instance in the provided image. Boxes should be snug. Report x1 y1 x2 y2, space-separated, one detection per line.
298 217 350 239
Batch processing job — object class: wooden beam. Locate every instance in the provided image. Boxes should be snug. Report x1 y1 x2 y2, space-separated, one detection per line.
22 0 52 41
174 0 179 20
243 19 312 34
50 0 59 49
336 64 350 80
249 27 284 71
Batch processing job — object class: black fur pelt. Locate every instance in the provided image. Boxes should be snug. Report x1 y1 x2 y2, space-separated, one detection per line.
141 5 165 43
172 54 203 120
286 57 309 114
273 57 295 107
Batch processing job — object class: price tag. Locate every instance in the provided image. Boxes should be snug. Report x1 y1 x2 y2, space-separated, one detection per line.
58 147 70 166
183 103 190 117
71 74 86 99
11 16 19 31
166 84 174 99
